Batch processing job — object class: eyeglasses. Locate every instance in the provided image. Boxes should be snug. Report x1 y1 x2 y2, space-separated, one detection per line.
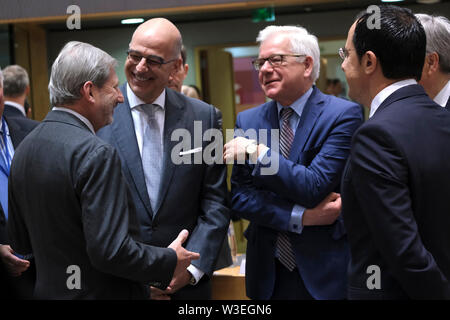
338 47 353 60
252 54 306 71
127 50 177 68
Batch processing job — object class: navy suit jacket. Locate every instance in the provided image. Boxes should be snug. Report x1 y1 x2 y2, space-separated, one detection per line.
231 86 363 299
342 84 450 299
3 103 26 119
0 115 38 243
97 86 230 287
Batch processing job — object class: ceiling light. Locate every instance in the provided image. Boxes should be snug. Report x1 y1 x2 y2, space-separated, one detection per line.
381 0 405 2
121 18 144 25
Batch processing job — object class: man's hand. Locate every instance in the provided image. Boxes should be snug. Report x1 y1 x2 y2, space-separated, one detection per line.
149 286 171 300
223 137 268 164
302 192 342 226
168 229 200 286
160 269 191 296
0 245 30 277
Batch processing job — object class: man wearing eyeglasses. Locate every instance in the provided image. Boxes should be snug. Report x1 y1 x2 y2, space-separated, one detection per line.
223 25 362 300
341 6 450 299
97 18 230 300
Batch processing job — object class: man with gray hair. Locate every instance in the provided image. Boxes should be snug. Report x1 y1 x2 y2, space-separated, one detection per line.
7 41 199 299
416 14 450 109
2 65 32 118
223 25 362 299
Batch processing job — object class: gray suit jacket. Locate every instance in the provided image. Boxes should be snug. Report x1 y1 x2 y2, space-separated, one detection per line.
97 86 230 291
7 110 177 299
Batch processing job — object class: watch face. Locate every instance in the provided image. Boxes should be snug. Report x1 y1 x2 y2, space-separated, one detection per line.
246 143 258 154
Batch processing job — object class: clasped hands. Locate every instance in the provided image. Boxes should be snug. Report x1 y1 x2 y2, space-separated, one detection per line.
150 229 199 300
223 137 342 226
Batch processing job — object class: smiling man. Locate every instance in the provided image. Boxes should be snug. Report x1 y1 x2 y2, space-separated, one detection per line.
97 18 230 300
224 25 362 300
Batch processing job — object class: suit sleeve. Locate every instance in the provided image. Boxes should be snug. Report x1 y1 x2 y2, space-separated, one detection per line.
182 106 231 276
350 124 450 299
76 145 177 288
230 114 298 231
252 103 362 208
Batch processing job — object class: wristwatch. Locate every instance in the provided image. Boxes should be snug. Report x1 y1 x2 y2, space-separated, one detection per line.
245 139 258 158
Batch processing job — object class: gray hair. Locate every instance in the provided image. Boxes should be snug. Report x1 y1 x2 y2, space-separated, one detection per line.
48 41 117 107
415 13 450 73
256 25 320 82
2 65 29 97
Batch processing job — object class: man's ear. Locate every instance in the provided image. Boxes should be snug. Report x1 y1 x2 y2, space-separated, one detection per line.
303 56 314 78
80 81 95 102
362 51 377 75
426 52 440 73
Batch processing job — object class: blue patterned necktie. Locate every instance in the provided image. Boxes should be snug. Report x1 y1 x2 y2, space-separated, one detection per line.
276 107 297 271
0 118 13 219
139 104 163 214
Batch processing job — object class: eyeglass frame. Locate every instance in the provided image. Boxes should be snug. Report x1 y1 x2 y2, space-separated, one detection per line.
126 49 178 68
338 47 354 60
252 54 306 71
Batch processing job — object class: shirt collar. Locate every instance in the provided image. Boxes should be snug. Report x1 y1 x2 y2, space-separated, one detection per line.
126 83 166 110
370 79 417 118
52 107 95 134
276 87 313 118
5 101 26 116
434 80 450 108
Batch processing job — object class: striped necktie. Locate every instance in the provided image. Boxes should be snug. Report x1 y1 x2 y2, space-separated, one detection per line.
276 107 297 271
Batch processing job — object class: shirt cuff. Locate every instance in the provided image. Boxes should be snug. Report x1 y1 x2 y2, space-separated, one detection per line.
288 204 305 234
187 264 204 285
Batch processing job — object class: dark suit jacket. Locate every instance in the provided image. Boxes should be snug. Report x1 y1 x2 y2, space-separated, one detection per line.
3 103 26 119
0 115 38 299
7 110 177 299
97 86 230 299
0 115 38 243
231 86 363 300
445 96 449 110
342 84 450 299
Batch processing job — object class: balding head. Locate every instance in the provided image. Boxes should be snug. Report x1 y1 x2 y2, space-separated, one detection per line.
125 18 183 103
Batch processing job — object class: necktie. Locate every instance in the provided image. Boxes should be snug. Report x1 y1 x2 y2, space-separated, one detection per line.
140 104 163 213
276 107 297 271
0 119 13 219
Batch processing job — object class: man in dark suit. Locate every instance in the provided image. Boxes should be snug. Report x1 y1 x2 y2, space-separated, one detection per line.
97 18 230 300
2 65 32 118
7 41 199 299
223 25 362 300
341 5 450 299
415 14 450 110
0 67 38 298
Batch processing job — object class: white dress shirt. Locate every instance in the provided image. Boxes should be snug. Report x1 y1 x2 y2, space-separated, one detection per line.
369 79 417 118
434 80 450 108
52 107 95 134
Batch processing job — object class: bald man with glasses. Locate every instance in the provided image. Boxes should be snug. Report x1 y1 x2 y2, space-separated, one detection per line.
97 18 230 300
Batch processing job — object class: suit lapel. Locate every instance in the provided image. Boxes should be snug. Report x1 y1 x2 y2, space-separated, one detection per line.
111 88 154 218
262 101 280 150
153 89 184 215
445 96 450 110
289 86 325 161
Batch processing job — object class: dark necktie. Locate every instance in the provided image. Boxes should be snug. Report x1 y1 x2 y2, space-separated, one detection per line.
276 107 297 271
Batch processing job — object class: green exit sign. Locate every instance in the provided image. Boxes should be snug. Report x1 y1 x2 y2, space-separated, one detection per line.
252 7 275 22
